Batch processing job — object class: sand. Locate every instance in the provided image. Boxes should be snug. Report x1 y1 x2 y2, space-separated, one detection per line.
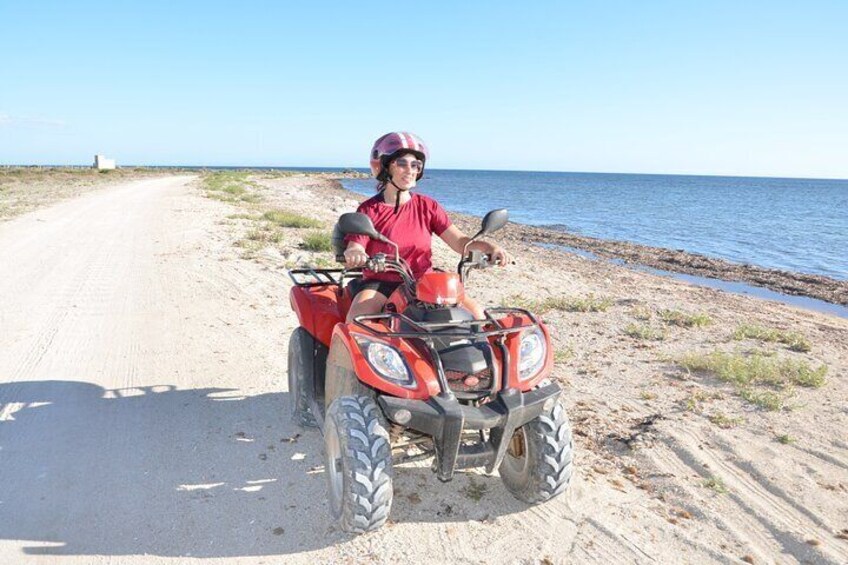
0 173 845 564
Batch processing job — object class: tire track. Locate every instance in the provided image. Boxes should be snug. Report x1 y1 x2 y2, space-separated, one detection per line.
661 427 847 563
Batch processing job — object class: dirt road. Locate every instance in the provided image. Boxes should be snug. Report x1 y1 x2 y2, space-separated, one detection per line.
0 176 321 562
1 175 846 564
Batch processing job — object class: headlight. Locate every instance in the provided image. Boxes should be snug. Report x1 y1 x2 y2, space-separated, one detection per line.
354 336 414 387
519 328 546 380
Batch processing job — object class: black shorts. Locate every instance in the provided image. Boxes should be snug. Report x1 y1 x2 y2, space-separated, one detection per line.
350 279 402 299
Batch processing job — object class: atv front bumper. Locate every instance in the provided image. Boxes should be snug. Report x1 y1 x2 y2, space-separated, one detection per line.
377 382 562 481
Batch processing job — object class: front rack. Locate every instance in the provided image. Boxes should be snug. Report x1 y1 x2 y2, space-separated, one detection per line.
352 307 541 339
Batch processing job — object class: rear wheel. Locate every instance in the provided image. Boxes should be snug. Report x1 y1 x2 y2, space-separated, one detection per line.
325 395 393 533
288 328 317 428
499 398 573 503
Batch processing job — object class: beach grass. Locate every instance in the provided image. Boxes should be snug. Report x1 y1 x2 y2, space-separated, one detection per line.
731 323 811 353
554 348 574 364
203 170 264 204
659 309 712 328
676 350 827 410
504 293 613 314
263 209 322 228
245 226 284 244
776 433 795 445
708 412 744 429
703 476 729 494
624 323 666 341
302 231 333 252
630 306 653 321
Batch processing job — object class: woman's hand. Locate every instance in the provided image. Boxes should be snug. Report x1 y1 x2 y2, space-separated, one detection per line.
344 245 368 269
490 244 510 267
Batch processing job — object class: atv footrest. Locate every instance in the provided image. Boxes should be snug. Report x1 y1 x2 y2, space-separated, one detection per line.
454 442 495 470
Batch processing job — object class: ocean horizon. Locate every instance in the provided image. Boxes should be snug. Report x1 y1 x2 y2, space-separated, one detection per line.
335 169 848 282
4 164 848 182
5 165 846 281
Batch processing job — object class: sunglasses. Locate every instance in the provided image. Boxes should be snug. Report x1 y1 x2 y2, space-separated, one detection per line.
393 157 424 171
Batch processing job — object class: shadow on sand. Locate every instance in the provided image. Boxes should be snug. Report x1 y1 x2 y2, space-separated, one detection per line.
0 380 528 558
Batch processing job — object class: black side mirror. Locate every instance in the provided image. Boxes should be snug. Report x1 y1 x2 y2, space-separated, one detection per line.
338 212 382 240
471 208 509 241
480 208 508 235
333 212 395 263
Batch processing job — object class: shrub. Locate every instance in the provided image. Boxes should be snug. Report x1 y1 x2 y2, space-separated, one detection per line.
624 323 665 341
676 350 827 411
659 309 712 328
732 324 811 353
302 231 333 252
504 294 612 314
263 209 321 228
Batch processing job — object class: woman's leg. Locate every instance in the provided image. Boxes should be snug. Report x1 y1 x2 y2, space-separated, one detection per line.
460 295 486 319
345 289 389 324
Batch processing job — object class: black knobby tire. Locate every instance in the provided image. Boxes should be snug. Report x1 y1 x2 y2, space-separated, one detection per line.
499 398 574 504
324 395 393 533
288 328 317 428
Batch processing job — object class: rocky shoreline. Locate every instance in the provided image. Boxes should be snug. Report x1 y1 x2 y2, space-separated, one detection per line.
326 178 847 307
507 223 848 307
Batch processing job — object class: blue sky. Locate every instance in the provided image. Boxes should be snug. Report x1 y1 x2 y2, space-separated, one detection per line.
2 1 847 178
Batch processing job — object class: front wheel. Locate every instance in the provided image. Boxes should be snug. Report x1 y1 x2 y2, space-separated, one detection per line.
499 398 573 504
324 395 393 533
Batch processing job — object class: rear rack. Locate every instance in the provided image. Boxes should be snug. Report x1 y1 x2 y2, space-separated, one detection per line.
288 267 367 288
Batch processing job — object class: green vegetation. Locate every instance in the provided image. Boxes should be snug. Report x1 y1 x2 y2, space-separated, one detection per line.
708 412 744 429
776 434 795 445
202 172 331 262
659 309 712 328
263 209 322 228
683 390 713 412
227 213 262 221
678 351 826 388
630 306 653 321
203 170 264 204
732 324 812 353
302 231 333 252
676 350 827 411
505 293 613 314
703 476 728 494
738 388 786 411
624 323 665 341
639 390 658 401
245 226 284 244
554 348 574 364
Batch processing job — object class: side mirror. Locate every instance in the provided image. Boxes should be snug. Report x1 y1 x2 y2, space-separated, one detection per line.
334 212 398 264
461 208 509 262
338 212 382 240
479 208 508 236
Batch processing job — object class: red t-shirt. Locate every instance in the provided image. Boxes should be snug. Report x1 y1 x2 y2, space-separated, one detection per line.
345 192 452 282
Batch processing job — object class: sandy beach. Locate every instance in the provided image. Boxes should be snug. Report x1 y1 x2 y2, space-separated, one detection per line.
1 170 846 564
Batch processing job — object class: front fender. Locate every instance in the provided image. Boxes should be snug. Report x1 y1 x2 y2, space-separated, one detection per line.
328 324 440 400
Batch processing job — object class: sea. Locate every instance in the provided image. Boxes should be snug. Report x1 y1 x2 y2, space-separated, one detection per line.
335 170 848 282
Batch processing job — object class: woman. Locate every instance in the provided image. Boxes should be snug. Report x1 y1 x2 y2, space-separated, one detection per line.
344 131 508 323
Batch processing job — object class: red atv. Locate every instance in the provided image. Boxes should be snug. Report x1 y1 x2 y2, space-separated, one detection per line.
287 209 573 533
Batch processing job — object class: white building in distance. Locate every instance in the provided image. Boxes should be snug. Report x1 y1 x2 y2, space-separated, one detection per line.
93 155 116 170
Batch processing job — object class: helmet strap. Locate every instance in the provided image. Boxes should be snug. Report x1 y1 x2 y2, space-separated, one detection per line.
388 178 409 214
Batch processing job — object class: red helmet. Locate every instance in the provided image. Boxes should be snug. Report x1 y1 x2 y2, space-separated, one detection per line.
370 131 429 181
